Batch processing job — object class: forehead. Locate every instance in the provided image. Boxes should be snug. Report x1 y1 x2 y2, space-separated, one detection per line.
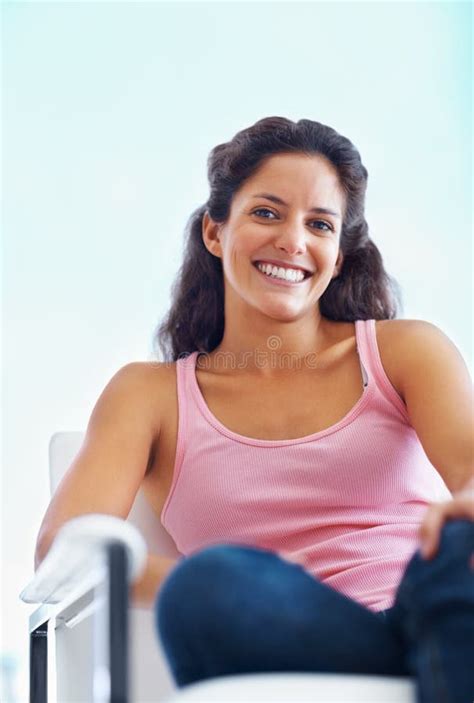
237 152 344 206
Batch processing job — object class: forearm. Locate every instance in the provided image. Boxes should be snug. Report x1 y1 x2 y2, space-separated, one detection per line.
130 552 180 608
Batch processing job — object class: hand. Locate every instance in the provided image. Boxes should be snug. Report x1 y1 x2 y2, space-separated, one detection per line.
418 476 474 560
278 550 307 567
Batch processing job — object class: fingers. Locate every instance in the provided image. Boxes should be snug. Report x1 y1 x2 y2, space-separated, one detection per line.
419 506 445 559
419 495 474 560
278 550 306 567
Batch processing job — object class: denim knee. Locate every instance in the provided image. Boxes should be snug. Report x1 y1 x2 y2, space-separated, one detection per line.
394 518 474 616
154 544 262 640
437 517 474 547
426 518 474 567
158 544 260 599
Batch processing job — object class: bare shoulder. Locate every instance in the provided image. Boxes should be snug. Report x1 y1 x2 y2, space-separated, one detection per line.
375 317 457 348
115 359 170 386
140 358 178 388
374 318 468 398
112 360 175 436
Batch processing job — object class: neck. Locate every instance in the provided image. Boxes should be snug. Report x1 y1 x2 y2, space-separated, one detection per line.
199 313 338 379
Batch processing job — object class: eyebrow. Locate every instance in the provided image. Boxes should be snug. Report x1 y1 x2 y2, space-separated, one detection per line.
251 192 341 219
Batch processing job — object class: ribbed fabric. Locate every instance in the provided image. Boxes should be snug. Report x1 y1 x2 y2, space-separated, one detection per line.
161 319 451 612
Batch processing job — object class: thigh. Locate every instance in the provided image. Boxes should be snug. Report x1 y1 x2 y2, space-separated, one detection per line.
156 543 410 678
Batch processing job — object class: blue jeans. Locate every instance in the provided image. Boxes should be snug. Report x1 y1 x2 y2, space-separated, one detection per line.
155 519 474 703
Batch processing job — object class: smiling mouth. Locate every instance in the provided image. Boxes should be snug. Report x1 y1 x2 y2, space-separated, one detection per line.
252 262 313 280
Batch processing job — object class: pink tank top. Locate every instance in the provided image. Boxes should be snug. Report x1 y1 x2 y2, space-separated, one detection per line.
161 319 451 612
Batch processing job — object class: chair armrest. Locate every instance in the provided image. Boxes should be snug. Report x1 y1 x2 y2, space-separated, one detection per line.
20 514 147 604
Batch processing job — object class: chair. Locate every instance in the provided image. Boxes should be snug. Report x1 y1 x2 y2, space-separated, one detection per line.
20 431 416 702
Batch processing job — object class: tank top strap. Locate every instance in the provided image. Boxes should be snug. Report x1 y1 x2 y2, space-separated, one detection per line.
173 352 198 477
354 319 370 388
355 319 409 420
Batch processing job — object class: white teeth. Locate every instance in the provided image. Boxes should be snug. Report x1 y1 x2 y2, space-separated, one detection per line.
256 262 306 282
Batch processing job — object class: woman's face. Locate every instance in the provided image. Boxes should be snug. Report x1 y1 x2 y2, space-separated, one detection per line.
203 152 346 322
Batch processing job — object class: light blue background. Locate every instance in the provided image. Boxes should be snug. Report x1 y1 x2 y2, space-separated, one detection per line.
2 1 472 699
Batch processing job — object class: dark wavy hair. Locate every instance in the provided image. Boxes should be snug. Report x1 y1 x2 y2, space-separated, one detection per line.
153 116 403 362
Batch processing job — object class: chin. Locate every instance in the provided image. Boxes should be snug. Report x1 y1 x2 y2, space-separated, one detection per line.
259 303 308 321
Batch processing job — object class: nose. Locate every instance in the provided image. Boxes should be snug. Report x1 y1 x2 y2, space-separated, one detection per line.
274 224 307 256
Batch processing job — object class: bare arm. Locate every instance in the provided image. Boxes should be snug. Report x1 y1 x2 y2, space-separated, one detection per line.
35 361 177 606
396 320 473 493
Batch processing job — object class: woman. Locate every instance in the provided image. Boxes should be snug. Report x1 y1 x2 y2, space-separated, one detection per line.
35 117 474 702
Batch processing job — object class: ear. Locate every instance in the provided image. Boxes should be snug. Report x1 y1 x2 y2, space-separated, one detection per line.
202 211 223 259
332 249 344 278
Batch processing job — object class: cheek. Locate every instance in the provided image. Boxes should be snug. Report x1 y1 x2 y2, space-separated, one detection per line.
308 241 335 262
225 249 249 279
226 234 255 263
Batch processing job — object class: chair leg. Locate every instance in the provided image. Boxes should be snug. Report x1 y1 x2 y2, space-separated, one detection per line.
107 541 129 703
30 622 47 703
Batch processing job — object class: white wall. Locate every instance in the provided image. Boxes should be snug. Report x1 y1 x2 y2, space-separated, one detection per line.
2 1 472 700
